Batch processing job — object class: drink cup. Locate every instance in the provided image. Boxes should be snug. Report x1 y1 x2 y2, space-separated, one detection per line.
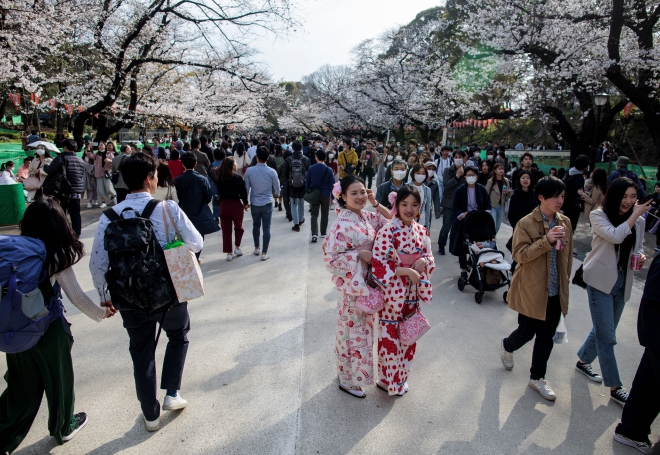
631 254 643 271
552 226 565 250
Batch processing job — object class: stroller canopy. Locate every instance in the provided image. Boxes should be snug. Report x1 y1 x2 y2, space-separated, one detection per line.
463 210 496 241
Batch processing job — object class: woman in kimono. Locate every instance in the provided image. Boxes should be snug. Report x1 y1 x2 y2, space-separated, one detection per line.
371 185 435 396
323 175 393 398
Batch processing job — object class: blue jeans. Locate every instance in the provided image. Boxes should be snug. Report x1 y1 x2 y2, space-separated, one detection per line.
291 197 305 225
491 205 505 233
251 203 273 253
578 270 627 387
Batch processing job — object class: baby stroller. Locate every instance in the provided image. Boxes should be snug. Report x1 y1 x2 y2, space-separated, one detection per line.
456 210 511 304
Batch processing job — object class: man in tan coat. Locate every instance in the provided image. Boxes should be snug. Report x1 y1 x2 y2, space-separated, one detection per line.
500 176 573 401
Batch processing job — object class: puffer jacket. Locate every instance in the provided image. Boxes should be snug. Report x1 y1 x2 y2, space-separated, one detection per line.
44 152 86 195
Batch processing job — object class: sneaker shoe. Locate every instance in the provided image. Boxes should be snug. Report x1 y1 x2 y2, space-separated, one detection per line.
226 253 234 261
300 219 305 225
62 412 88 441
575 361 603 383
438 245 446 255
611 387 629 407
614 433 653 454
278 205 283 212
254 248 261 256
321 233 327 238
311 235 318 243
162 393 188 411
86 202 92 209
261 253 270 261
99 202 107 209
234 248 243 257
292 225 300 232
501 338 514 370
143 414 160 432
528 378 557 401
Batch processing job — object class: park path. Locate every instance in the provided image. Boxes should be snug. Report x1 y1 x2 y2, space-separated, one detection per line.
4 197 658 455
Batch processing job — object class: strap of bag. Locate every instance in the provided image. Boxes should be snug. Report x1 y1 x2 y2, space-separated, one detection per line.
103 207 120 222
141 198 161 219
162 201 183 242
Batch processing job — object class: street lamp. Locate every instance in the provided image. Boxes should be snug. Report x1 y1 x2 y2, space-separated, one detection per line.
594 93 608 108
442 115 450 147
591 93 608 168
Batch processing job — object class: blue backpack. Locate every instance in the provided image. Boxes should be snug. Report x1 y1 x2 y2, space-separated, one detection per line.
0 235 70 354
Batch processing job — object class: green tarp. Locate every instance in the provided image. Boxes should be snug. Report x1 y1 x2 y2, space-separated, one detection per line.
0 184 25 225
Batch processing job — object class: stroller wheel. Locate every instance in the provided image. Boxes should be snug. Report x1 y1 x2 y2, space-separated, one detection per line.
503 291 508 303
458 277 466 291
475 292 483 304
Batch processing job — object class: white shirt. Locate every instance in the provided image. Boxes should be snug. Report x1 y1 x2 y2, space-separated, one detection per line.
247 145 258 161
435 157 452 183
89 192 204 301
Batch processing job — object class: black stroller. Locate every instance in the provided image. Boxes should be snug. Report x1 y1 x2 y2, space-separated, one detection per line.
456 210 511 304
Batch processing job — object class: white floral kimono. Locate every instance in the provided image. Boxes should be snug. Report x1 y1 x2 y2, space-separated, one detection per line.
322 208 389 387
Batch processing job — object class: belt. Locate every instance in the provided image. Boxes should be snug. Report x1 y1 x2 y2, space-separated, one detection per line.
617 266 626 272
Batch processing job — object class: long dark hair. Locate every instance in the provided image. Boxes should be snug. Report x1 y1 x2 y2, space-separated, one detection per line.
591 167 608 193
217 156 237 182
490 163 504 188
602 177 637 223
20 197 84 275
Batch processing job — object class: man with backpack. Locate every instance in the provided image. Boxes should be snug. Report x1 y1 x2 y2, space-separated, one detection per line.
43 139 87 236
283 141 310 232
89 152 203 432
111 144 132 203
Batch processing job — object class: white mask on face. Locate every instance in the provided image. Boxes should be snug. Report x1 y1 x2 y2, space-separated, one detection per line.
428 170 436 177
419 147 425 151
393 170 406 180
454 158 463 167
487 154 493 159
396 155 402 160
466 176 477 185
36 149 45 155
414 174 426 183
387 155 393 161
474 152 480 158
328 153 334 159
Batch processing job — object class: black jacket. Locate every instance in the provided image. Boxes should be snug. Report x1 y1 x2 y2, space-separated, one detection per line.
283 151 311 198
44 152 86 195
173 170 220 236
640 254 660 352
508 189 538 229
200 144 214 164
562 171 585 214
441 164 466 209
449 183 492 257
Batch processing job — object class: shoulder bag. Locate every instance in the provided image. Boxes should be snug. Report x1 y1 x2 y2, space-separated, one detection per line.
304 167 331 205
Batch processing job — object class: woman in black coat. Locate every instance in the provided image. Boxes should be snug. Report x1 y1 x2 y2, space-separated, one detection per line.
506 170 539 271
449 167 492 275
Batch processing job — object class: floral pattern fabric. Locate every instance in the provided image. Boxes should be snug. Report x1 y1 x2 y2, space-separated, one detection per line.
371 217 435 395
323 208 388 387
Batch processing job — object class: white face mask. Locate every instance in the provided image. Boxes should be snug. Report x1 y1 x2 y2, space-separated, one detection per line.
414 174 426 183
396 155 402 160
428 170 436 177
466 176 477 185
387 155 393 161
418 147 425 151
474 152 480 158
328 153 334 159
393 170 406 180
454 158 463 167
487 154 493 159
36 149 45 155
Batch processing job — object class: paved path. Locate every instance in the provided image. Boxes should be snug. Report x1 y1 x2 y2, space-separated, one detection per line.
3 197 658 455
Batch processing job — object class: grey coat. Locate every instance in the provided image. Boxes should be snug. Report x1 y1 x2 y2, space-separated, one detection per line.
441 164 466 209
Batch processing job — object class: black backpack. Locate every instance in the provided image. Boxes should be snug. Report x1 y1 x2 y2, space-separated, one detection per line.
42 155 72 199
289 157 306 188
102 199 176 314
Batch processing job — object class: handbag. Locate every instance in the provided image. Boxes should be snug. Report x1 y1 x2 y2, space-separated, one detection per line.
22 176 41 191
355 263 385 314
162 202 205 302
398 285 431 346
303 167 330 205
572 264 587 289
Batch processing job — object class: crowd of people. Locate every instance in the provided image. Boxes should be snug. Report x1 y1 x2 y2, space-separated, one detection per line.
1 131 660 454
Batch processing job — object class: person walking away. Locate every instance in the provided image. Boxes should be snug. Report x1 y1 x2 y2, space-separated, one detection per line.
561 154 590 232
284 141 310 232
282 146 293 221
215 157 249 261
359 142 378 189
274 145 285 211
338 140 359 179
43 140 86 236
579 167 607 222
209 147 226 223
168 149 184 180
233 142 250 176
323 175 393 398
410 164 433 233
485 163 511 234
423 161 443 231
501 176 573 401
372 185 435 395
111 144 132 203
375 159 407 209
199 136 214 164
438 149 467 255
173 153 219 261
607 156 647 199
87 141 115 208
190 139 210 177
306 149 335 243
0 198 110 453
153 137 166 161
244 147 280 261
576 177 650 406
614 253 660 453
89 152 202 432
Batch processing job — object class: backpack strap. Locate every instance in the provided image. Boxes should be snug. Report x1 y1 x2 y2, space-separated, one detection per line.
103 207 121 222
141 199 161 219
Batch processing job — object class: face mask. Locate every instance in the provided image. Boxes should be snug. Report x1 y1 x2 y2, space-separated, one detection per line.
418 147 425 151
328 153 334 159
414 174 426 183
396 155 402 160
36 149 45 155
466 176 477 185
387 155 393 161
487 154 493 159
474 152 480 158
393 170 406 180
454 158 463 167
428 170 436 177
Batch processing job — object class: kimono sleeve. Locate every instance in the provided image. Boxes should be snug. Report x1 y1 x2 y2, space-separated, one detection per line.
417 225 435 303
322 219 369 297
371 224 397 289
364 210 389 233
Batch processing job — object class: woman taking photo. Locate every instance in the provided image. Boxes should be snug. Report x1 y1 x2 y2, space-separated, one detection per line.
485 163 511 234
577 177 650 406
323 175 392 398
215 157 249 261
410 163 432 232
372 185 435 396
0 197 110 453
579 167 607 220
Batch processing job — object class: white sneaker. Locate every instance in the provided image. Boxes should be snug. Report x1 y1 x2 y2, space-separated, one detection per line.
528 378 557 401
234 248 243 257
254 248 261 256
162 394 188 411
261 253 269 261
99 203 107 208
226 253 234 261
501 338 514 370
143 414 160 432
86 203 92 209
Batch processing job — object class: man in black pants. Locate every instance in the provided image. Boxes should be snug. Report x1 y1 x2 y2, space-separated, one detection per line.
561 154 590 233
305 149 335 243
614 254 660 452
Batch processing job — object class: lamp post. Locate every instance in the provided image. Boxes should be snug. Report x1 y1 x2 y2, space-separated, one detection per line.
442 114 450 146
592 92 608 168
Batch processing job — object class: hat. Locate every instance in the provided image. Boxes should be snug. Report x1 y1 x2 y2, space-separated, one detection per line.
241 136 246 140
616 156 629 167
424 161 437 168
